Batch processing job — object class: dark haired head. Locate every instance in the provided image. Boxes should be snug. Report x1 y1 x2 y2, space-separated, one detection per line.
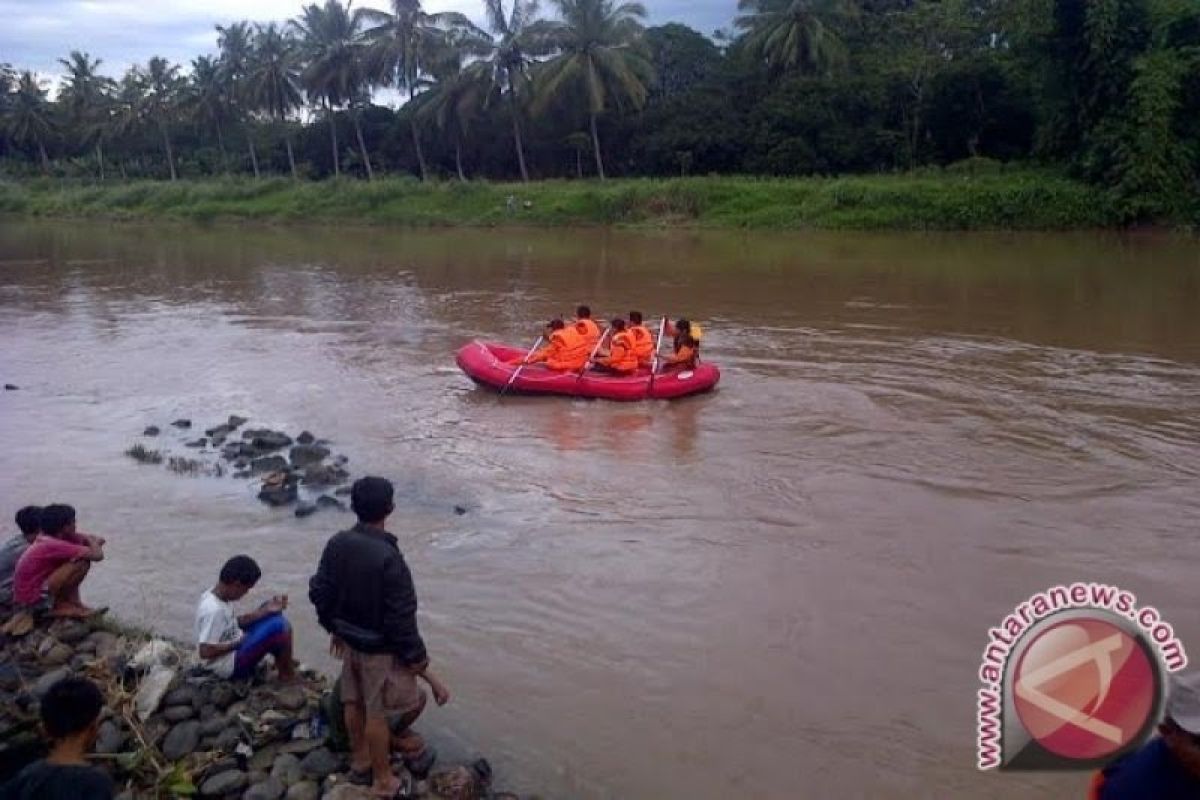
576 305 592 319
39 504 76 538
629 311 643 325
41 677 104 740
219 555 262 587
351 476 395 524
547 318 565 331
675 319 691 333
610 318 627 331
15 506 42 539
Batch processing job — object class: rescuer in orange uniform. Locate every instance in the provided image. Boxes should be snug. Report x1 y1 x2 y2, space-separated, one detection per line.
593 318 640 375
627 311 656 367
512 319 591 371
573 305 602 347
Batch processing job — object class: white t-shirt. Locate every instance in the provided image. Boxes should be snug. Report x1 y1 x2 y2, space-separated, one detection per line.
194 589 240 678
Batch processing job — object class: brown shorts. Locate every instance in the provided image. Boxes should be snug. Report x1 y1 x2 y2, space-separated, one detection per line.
340 648 423 718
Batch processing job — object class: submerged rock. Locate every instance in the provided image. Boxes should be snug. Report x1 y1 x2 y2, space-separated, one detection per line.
143 426 161 436
251 455 290 474
296 431 315 445
289 444 330 468
302 463 349 487
259 483 298 508
244 429 293 451
171 419 192 429
185 438 207 448
294 503 318 519
316 496 345 511
228 414 249 429
3 384 18 391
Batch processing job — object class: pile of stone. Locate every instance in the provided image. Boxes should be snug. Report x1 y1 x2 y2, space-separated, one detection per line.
131 416 353 519
0 614 510 800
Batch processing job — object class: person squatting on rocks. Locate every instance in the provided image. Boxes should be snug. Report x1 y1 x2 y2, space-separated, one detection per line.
0 506 41 611
0 677 114 800
1089 671 1200 799
309 476 450 798
194 555 297 682
11 504 105 619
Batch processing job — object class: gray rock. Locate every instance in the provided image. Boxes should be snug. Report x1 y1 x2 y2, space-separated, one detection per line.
164 686 199 707
454 505 468 516
270 753 302 786
199 714 227 736
205 423 234 438
185 438 208 448
163 704 196 722
285 782 319 800
301 463 349 487
33 667 72 698
288 444 330 468
143 426 161 436
214 726 243 751
40 642 73 667
299 747 339 780
294 503 318 519
161 720 201 761
246 430 293 451
200 769 248 797
228 415 249 429
244 777 285 800
259 484 299 507
54 621 92 644
251 455 289 474
172 419 192 429
4 384 18 391
96 720 126 754
316 496 345 511
274 685 307 711
295 431 315 445
84 631 121 658
0 664 20 692
334 486 352 496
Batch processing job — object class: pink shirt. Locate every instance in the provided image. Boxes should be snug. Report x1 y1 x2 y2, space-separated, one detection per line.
12 533 91 605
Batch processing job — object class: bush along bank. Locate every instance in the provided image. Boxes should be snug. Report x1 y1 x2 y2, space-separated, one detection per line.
0 614 511 799
0 171 1160 230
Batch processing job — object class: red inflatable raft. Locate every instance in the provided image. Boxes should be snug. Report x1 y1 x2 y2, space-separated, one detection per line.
456 340 721 401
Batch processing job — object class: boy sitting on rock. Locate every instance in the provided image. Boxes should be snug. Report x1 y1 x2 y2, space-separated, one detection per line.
0 677 114 799
195 555 296 682
11 504 106 618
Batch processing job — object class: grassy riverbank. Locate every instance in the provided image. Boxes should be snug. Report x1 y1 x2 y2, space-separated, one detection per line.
0 171 1142 230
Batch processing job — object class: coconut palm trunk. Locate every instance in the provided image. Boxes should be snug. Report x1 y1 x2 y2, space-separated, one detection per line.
36 138 50 174
215 120 228 174
455 138 466 183
95 141 106 181
247 128 261 178
353 111 373 181
589 112 605 181
284 132 298 180
158 122 177 181
326 101 340 178
509 90 529 183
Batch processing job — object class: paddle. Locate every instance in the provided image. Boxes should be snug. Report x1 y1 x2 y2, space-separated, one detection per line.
500 334 544 397
647 315 668 397
575 327 612 386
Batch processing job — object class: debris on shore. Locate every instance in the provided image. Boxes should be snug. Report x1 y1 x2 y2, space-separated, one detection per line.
0 613 513 799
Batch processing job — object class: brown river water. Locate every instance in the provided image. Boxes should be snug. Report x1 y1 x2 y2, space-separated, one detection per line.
1 220 1199 798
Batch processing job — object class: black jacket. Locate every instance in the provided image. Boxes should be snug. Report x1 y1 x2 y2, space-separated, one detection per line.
308 523 428 665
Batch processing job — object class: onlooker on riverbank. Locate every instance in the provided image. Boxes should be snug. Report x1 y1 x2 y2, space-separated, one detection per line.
11 505 105 618
195 555 296 682
1090 671 1200 798
309 476 449 796
0 677 113 799
0 507 41 609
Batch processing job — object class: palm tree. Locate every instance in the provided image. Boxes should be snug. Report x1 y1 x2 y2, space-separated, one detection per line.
733 0 850 76
479 0 552 182
6 72 55 173
361 0 480 181
188 55 230 172
536 0 654 180
417 50 487 181
110 67 148 178
217 22 263 177
293 0 371 179
248 23 305 180
144 57 183 180
57 51 114 180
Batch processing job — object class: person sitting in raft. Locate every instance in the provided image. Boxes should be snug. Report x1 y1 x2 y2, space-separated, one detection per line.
573 305 602 346
12 504 106 619
627 311 656 367
512 319 590 372
592 318 640 375
663 318 701 371
195 555 297 683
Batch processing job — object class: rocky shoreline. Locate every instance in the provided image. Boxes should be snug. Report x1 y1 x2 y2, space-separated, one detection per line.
0 613 514 799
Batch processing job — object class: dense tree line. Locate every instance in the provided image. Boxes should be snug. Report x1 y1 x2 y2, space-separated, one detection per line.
1 0 1197 216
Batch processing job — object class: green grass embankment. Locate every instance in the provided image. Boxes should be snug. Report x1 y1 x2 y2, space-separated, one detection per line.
0 171 1128 230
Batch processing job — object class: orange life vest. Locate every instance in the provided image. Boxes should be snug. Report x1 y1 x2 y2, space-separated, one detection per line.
601 331 639 373
547 325 590 371
628 324 655 362
575 318 601 346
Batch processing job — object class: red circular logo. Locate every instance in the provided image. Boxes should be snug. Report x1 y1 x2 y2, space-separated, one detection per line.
1013 617 1157 760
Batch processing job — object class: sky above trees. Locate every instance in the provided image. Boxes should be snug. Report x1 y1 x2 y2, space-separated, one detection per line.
0 0 734 80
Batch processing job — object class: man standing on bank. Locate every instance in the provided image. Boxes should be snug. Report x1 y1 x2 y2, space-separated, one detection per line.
309 476 449 798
